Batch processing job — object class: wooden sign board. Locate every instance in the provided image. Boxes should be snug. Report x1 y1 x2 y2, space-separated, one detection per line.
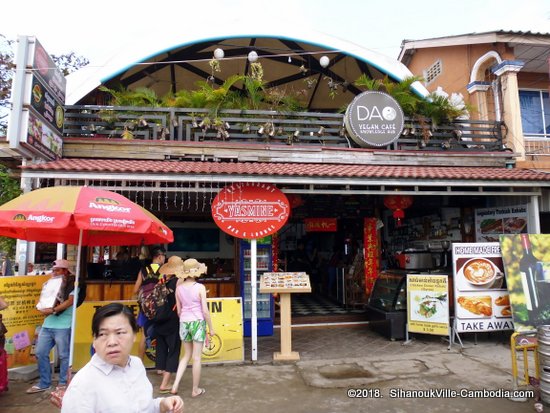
259 272 312 293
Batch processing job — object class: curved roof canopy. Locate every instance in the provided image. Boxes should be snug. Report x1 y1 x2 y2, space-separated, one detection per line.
66 25 428 110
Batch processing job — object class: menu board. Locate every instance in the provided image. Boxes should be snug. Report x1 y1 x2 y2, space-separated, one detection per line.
259 272 311 293
475 205 528 243
407 274 450 336
453 242 514 333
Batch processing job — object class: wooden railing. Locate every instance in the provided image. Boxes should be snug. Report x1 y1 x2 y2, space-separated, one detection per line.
64 106 504 152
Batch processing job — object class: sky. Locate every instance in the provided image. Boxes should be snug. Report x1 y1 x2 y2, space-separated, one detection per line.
2 0 549 64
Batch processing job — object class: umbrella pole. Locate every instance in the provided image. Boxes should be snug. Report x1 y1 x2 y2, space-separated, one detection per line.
68 229 83 369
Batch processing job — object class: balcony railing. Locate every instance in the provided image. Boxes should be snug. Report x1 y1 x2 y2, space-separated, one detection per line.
64 106 504 152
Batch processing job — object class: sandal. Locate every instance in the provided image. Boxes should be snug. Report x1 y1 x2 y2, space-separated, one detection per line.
159 388 171 394
26 385 50 394
192 388 206 398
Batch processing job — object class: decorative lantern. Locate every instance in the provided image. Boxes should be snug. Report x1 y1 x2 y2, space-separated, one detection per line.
384 194 413 227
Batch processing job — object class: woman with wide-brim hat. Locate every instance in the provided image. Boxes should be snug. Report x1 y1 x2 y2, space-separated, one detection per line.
170 258 214 397
155 255 183 394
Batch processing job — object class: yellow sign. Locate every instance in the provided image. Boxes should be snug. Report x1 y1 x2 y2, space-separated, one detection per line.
407 274 450 336
73 298 243 370
0 275 50 368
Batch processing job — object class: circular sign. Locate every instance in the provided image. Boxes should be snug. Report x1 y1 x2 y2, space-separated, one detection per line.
211 182 290 239
344 91 404 147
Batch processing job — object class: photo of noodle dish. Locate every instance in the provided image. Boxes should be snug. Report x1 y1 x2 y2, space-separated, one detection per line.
410 292 448 323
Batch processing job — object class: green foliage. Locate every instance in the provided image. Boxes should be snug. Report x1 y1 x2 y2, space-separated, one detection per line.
0 165 21 256
354 75 469 125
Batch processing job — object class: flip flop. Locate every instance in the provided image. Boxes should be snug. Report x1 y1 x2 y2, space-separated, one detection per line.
159 388 171 394
26 385 50 394
192 388 206 398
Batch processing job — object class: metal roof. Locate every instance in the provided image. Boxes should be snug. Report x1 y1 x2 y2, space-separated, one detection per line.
65 23 429 110
21 158 550 197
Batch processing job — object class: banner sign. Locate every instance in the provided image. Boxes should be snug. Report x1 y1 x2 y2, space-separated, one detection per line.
73 298 244 369
304 218 337 232
212 182 290 239
364 218 378 295
407 274 450 336
500 234 550 332
452 242 513 333
475 204 528 243
7 36 66 160
0 275 50 368
0 277 243 370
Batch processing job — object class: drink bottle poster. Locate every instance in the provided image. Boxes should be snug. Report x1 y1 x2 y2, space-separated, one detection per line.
500 234 550 331
452 243 513 333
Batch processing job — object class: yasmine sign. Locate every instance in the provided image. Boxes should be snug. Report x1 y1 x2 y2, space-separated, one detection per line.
211 182 290 240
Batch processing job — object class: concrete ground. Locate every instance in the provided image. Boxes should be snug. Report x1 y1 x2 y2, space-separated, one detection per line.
1 324 543 413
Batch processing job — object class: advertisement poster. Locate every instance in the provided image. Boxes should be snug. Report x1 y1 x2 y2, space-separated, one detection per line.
407 274 449 336
500 234 550 331
0 275 50 368
73 298 244 370
475 205 528 243
453 242 513 333
0 277 243 370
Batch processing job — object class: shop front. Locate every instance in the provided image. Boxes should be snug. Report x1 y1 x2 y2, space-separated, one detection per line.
4 32 550 348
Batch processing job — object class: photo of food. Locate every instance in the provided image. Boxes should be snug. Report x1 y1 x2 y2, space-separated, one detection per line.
410 292 449 323
497 306 512 318
457 295 492 317
480 218 503 234
503 217 527 234
455 256 505 292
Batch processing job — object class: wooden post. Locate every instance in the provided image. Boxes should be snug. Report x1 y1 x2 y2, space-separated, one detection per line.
274 293 299 361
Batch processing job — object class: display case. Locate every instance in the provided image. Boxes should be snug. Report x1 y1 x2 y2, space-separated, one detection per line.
240 238 274 337
366 271 407 340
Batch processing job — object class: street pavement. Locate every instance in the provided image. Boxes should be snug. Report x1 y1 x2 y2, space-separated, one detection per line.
0 324 542 413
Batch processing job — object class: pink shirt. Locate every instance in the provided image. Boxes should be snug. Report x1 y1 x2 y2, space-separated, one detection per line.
176 282 204 322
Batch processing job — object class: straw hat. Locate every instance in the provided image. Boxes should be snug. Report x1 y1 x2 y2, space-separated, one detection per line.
180 258 207 278
159 255 184 277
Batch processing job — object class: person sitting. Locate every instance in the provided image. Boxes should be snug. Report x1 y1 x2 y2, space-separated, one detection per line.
61 303 184 413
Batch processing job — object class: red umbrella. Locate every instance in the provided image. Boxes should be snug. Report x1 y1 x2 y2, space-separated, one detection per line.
0 186 172 245
0 186 173 366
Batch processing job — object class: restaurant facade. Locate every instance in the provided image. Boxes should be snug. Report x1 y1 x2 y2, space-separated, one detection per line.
2 27 550 336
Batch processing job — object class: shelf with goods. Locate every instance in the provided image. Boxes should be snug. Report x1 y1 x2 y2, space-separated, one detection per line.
240 238 274 336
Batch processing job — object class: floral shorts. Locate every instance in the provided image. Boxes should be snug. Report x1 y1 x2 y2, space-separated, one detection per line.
179 320 207 342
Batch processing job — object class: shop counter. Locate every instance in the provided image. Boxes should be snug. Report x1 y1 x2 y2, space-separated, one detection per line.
85 277 237 301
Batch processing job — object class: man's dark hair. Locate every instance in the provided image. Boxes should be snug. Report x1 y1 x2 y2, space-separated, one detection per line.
91 303 138 338
150 246 166 258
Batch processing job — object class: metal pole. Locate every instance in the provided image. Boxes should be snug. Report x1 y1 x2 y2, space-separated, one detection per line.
251 238 258 361
68 229 83 368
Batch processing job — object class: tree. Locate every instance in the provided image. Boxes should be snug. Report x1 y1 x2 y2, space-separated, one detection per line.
0 35 15 136
0 164 21 257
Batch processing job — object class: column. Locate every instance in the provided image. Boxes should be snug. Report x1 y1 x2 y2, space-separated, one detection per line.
492 60 525 160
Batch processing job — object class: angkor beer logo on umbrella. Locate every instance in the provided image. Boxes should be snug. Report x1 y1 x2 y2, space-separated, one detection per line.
89 197 131 213
12 213 55 223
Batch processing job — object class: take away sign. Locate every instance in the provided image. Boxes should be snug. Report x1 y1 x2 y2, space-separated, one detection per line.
211 182 290 239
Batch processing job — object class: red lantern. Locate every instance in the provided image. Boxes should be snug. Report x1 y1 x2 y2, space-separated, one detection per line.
384 195 413 227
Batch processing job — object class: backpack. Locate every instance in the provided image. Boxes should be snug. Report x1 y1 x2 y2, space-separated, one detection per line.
137 265 162 319
140 277 174 321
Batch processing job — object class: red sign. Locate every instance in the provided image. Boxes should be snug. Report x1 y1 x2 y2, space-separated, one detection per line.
304 218 338 232
364 217 379 295
211 183 290 239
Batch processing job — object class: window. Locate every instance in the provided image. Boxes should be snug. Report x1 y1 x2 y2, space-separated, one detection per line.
519 90 550 138
168 228 220 252
423 60 442 85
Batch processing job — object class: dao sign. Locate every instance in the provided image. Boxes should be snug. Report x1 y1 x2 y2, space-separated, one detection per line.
211 182 290 239
344 91 404 147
